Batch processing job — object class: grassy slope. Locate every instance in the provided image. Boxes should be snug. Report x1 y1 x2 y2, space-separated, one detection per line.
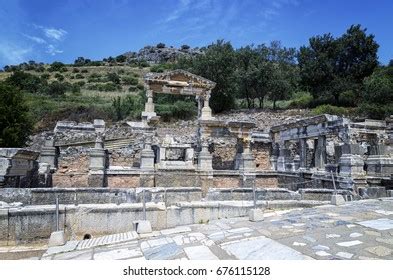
0 64 150 131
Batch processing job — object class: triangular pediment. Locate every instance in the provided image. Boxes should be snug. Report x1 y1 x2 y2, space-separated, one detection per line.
144 69 216 90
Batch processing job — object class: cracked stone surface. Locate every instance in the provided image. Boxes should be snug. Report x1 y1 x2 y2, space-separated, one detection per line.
18 198 393 260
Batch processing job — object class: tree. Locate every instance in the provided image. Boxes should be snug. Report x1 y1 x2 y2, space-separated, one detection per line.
107 72 121 84
363 74 393 104
389 59 393 67
0 82 32 147
115 55 126 63
236 46 259 108
74 57 91 66
298 24 379 105
177 40 237 113
49 61 66 72
266 41 298 110
6 70 45 93
42 81 67 97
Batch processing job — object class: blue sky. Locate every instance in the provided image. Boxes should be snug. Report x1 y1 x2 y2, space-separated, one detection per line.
0 0 392 67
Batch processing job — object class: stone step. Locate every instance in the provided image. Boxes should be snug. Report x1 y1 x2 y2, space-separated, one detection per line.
76 231 138 250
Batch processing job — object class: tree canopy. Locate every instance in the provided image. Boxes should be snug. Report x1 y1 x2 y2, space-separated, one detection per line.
0 82 32 147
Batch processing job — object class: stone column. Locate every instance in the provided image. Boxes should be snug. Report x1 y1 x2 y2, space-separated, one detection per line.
315 135 327 170
366 144 393 177
141 89 157 122
299 138 307 169
88 133 107 187
39 136 58 171
237 139 256 172
197 140 213 171
140 133 155 170
293 155 300 171
277 142 288 172
338 144 365 176
200 91 213 120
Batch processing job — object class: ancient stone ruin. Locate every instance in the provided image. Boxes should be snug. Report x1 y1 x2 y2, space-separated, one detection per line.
1 70 392 245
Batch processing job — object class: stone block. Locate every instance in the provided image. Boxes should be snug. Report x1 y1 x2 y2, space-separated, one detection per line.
249 208 264 222
387 190 393 197
135 220 152 234
48 231 66 247
331 194 345 205
358 187 387 198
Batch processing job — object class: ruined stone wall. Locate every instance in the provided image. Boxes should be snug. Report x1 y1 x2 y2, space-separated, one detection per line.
212 144 237 170
109 150 141 168
255 176 278 188
252 142 271 170
107 175 140 188
213 176 240 188
52 174 89 188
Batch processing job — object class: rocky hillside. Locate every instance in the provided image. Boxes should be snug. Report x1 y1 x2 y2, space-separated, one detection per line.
123 44 203 64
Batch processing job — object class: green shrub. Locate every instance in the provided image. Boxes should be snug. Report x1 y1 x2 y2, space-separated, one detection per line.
111 94 143 120
81 69 88 73
122 76 138 85
41 81 67 97
73 68 80 73
107 72 121 84
75 73 84 79
290 91 313 108
128 85 137 92
88 73 103 83
311 105 349 116
0 82 32 147
54 73 64 81
49 61 66 72
6 71 44 93
357 103 393 119
339 90 358 107
156 100 196 121
76 81 85 87
156 43 166 48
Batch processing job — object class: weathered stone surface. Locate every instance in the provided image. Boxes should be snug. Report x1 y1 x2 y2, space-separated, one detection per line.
48 231 66 247
249 208 264 222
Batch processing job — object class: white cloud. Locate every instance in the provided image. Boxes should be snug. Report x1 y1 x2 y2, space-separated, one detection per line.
46 44 63 56
0 42 32 65
44 28 67 41
33 24 68 41
23 34 46 44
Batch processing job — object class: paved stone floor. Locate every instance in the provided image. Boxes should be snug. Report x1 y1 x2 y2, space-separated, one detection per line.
35 198 393 260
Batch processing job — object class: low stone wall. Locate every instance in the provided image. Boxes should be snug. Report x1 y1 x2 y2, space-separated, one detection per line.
0 200 327 245
52 174 89 188
206 188 300 201
0 187 202 206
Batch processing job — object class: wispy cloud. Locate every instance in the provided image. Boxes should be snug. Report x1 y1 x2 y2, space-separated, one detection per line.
0 42 32 65
154 0 301 45
46 44 63 56
23 34 46 44
33 24 68 41
44 28 67 41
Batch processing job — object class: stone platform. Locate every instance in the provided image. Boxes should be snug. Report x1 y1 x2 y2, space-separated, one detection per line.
34 198 393 260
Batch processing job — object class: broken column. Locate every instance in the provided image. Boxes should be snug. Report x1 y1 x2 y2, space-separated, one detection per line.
88 133 107 187
200 91 214 120
366 144 393 177
277 142 288 172
39 135 58 171
140 132 155 170
314 135 327 170
338 144 365 176
197 140 213 171
141 89 157 123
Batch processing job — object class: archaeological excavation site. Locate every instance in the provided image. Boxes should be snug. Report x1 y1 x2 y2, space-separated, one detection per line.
1 70 393 260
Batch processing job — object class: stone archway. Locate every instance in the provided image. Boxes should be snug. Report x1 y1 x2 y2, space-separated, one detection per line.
141 69 216 123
